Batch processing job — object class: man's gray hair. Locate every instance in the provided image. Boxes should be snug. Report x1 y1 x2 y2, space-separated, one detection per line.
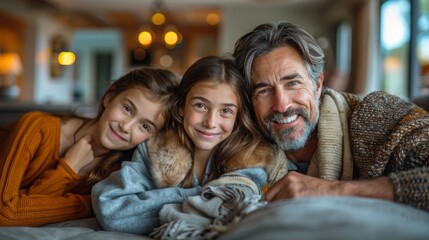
233 21 325 94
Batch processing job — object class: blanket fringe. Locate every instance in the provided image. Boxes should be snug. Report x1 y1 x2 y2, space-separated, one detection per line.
150 186 267 240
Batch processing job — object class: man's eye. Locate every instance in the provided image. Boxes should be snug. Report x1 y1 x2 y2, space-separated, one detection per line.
256 88 272 97
288 81 299 87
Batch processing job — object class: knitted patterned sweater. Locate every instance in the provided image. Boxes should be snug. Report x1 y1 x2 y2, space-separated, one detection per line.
345 91 429 210
266 90 429 211
0 111 92 226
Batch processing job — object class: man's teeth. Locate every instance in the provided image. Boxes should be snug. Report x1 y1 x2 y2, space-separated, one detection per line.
277 115 298 124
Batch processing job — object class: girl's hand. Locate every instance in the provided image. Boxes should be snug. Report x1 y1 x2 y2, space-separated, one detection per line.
64 135 94 176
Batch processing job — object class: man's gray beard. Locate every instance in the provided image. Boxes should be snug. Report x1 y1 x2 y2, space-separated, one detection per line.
264 98 320 152
275 121 317 151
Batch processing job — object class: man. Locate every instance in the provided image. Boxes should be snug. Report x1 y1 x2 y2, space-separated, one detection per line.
233 21 429 210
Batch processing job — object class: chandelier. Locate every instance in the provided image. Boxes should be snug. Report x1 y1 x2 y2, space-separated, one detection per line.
137 0 182 49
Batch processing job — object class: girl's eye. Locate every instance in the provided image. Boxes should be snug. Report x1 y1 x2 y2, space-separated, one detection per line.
140 123 151 132
123 104 132 113
194 102 207 111
221 108 234 115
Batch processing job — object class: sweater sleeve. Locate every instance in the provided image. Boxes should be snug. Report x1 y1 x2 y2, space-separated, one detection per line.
0 112 92 226
91 142 201 235
349 92 429 211
27 158 83 196
390 167 429 210
387 121 429 210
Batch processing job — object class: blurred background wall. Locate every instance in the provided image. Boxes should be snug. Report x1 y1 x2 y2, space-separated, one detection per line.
0 0 428 115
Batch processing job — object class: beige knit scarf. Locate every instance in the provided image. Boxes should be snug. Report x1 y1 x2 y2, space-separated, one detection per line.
307 89 353 180
268 89 354 184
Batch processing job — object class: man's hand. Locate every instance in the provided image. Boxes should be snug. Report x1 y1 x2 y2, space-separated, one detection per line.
265 171 341 201
265 171 395 202
64 135 95 176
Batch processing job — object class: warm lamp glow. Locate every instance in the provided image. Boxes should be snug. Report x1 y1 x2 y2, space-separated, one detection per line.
136 1 183 52
206 13 220 25
57 51 76 65
152 12 165 25
164 31 178 45
0 53 23 76
0 52 22 100
138 31 153 47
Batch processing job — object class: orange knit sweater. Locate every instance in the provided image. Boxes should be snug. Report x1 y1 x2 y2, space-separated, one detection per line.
0 111 92 226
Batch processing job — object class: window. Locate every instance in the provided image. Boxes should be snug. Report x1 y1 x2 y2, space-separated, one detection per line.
380 0 410 98
417 0 429 96
380 0 429 99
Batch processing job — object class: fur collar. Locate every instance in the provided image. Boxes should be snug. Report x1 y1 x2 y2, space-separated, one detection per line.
222 140 273 173
146 129 192 188
146 129 274 188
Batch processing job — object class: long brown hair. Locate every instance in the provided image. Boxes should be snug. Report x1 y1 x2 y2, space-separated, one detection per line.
172 56 262 187
85 67 179 185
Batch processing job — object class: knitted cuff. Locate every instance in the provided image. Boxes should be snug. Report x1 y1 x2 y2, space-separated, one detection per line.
389 167 429 210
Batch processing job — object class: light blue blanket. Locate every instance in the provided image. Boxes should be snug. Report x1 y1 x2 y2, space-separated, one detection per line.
220 196 429 240
1 196 428 240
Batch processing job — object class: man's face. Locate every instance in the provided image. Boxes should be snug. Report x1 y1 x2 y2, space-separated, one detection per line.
250 46 323 151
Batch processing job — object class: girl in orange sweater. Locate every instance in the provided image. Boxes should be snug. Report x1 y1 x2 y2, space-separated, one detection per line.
0 67 179 226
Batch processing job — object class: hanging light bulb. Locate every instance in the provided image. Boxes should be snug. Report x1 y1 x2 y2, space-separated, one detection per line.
206 13 220 26
138 30 153 47
57 51 76 65
163 24 181 48
152 12 165 25
164 31 178 46
136 0 184 52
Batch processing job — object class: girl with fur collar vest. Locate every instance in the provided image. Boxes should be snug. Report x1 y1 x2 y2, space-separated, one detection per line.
92 56 273 235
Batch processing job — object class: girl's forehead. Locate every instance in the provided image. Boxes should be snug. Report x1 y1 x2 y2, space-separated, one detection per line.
189 81 234 95
187 81 239 105
121 86 151 98
190 80 236 92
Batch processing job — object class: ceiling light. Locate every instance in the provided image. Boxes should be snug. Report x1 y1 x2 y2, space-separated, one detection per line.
138 30 153 47
152 12 165 25
206 13 220 26
58 51 76 66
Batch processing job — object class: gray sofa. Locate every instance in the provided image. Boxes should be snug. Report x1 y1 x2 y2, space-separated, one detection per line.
1 196 429 240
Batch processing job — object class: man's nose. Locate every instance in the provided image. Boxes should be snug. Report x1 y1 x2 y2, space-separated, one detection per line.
272 88 291 113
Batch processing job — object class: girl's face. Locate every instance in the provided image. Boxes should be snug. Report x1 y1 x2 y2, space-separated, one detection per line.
181 81 238 154
98 86 165 150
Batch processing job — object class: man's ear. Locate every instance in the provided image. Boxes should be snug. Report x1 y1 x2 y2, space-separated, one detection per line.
316 72 324 98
